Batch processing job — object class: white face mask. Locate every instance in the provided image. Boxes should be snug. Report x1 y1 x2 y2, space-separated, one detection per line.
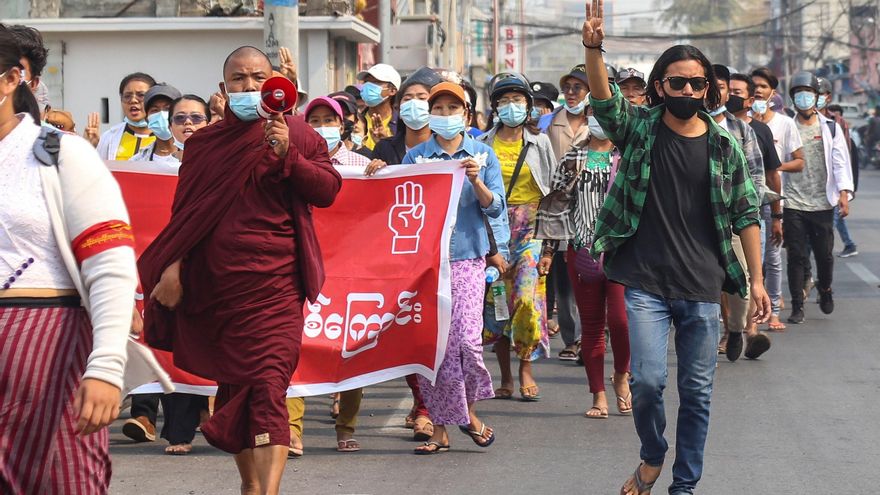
587 115 607 140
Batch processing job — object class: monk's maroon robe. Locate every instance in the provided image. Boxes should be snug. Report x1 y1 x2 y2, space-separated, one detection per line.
138 109 341 453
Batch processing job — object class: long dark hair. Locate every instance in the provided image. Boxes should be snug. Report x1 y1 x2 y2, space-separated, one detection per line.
0 25 39 121
646 45 720 110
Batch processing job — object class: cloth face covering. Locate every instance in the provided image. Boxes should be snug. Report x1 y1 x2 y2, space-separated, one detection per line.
664 96 703 120
751 99 769 114
315 126 342 150
587 115 607 140
361 82 387 108
794 91 817 111
498 103 528 127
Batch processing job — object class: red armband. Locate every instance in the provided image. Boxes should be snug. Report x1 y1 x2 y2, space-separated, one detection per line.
71 221 136 264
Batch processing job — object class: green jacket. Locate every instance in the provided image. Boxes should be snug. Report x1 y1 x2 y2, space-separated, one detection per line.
589 84 761 298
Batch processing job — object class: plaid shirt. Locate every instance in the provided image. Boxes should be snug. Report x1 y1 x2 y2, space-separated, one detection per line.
588 84 761 298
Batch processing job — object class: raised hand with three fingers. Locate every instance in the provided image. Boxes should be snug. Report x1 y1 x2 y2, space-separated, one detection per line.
582 0 606 48
84 112 101 147
279 46 298 83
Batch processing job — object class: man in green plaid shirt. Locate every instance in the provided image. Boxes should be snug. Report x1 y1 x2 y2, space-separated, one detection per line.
581 2 771 494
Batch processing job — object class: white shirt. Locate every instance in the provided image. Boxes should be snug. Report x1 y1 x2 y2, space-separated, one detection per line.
765 112 804 162
0 114 75 289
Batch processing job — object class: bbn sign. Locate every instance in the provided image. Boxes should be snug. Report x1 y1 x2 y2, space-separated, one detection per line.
116 160 465 398
501 25 521 72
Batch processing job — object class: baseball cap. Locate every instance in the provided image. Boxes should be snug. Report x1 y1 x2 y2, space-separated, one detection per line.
328 91 358 117
560 64 589 87
144 84 182 110
428 82 467 107
616 68 646 85
400 67 442 94
357 63 402 90
530 82 559 106
304 96 344 121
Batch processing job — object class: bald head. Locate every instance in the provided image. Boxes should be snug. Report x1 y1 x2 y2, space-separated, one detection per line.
222 46 272 93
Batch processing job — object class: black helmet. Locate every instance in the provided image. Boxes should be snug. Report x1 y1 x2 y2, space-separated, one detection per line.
789 71 819 97
817 76 832 95
489 72 533 106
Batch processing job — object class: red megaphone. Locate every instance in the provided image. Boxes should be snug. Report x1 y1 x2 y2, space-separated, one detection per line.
257 75 298 118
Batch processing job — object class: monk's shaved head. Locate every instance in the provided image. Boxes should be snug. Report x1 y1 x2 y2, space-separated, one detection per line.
223 46 272 79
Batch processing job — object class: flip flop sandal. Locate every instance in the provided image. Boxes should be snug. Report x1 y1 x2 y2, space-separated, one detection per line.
287 446 304 458
767 320 787 332
558 348 579 361
164 444 192 455
585 406 609 419
493 387 514 400
520 385 541 402
413 441 450 455
336 439 360 453
404 413 416 429
458 423 495 448
616 394 633 415
623 463 659 495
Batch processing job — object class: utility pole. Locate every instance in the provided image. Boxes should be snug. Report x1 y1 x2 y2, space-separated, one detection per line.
263 0 299 68
379 0 391 63
493 0 500 74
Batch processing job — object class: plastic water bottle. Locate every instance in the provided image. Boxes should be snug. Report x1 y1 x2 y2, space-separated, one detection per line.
486 267 510 321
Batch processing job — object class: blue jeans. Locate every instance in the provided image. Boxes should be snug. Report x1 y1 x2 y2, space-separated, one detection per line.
625 287 720 495
833 205 856 249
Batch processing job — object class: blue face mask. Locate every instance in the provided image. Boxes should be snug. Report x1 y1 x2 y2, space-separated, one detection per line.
227 91 261 121
817 94 828 109
361 82 387 108
174 139 185 150
315 126 342 151
530 107 541 120
399 99 430 130
124 116 149 128
794 91 817 111
498 103 528 127
429 114 466 140
708 105 727 117
752 99 769 114
564 99 586 115
351 133 364 147
147 111 173 141
587 115 607 140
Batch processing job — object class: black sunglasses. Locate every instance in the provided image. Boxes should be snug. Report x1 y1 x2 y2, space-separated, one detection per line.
662 76 709 91
171 113 208 125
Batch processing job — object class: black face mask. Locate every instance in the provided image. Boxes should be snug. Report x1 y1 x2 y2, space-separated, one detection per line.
726 95 746 114
664 96 704 120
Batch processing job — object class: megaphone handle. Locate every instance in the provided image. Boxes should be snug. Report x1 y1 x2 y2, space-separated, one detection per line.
267 117 279 146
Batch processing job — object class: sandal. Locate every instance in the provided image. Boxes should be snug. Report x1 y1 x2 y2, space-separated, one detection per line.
620 463 660 495
458 422 495 448
413 441 449 455
611 374 633 415
767 315 786 332
288 434 304 458
558 345 579 361
336 439 360 453
404 412 416 429
585 406 609 419
493 387 514 400
548 320 560 337
520 385 541 402
164 443 192 455
412 416 434 442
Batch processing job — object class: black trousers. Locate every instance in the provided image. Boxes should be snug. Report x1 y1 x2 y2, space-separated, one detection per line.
784 208 834 307
130 393 208 444
130 393 160 426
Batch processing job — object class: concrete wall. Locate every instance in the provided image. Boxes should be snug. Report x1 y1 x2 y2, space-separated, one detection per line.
42 29 263 133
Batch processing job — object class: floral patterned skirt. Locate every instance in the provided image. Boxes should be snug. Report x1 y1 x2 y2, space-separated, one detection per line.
483 203 550 361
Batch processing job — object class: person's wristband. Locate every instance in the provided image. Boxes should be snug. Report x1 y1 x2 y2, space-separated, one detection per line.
582 40 605 52
771 213 783 220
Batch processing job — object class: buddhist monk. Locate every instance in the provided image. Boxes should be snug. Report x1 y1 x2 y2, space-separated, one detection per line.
138 46 341 495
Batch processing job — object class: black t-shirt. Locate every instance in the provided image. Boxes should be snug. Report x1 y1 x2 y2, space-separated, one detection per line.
749 119 781 172
606 121 725 303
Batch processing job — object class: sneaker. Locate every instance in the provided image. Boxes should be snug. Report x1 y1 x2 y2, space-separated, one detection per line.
788 306 805 324
838 245 859 258
725 332 743 362
744 333 772 359
819 288 834 314
122 416 156 443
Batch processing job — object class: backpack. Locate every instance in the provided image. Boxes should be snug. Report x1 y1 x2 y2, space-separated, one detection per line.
32 126 62 167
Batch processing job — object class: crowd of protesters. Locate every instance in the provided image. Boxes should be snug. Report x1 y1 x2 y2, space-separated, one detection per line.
0 1 861 492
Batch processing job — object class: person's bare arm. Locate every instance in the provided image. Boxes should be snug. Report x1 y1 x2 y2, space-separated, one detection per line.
739 225 771 323
778 148 804 172
582 0 610 100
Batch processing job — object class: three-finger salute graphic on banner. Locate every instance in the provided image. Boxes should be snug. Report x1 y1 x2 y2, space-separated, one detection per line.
389 181 426 254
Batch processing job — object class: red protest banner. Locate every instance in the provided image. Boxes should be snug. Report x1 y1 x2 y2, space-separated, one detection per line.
109 160 464 396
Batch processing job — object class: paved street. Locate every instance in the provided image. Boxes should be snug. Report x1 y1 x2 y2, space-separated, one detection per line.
110 170 880 495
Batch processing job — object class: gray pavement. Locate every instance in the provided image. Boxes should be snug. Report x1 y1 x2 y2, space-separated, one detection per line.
109 170 880 494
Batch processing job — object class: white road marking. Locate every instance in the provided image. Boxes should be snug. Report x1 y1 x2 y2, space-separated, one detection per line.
847 262 880 287
374 394 412 434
